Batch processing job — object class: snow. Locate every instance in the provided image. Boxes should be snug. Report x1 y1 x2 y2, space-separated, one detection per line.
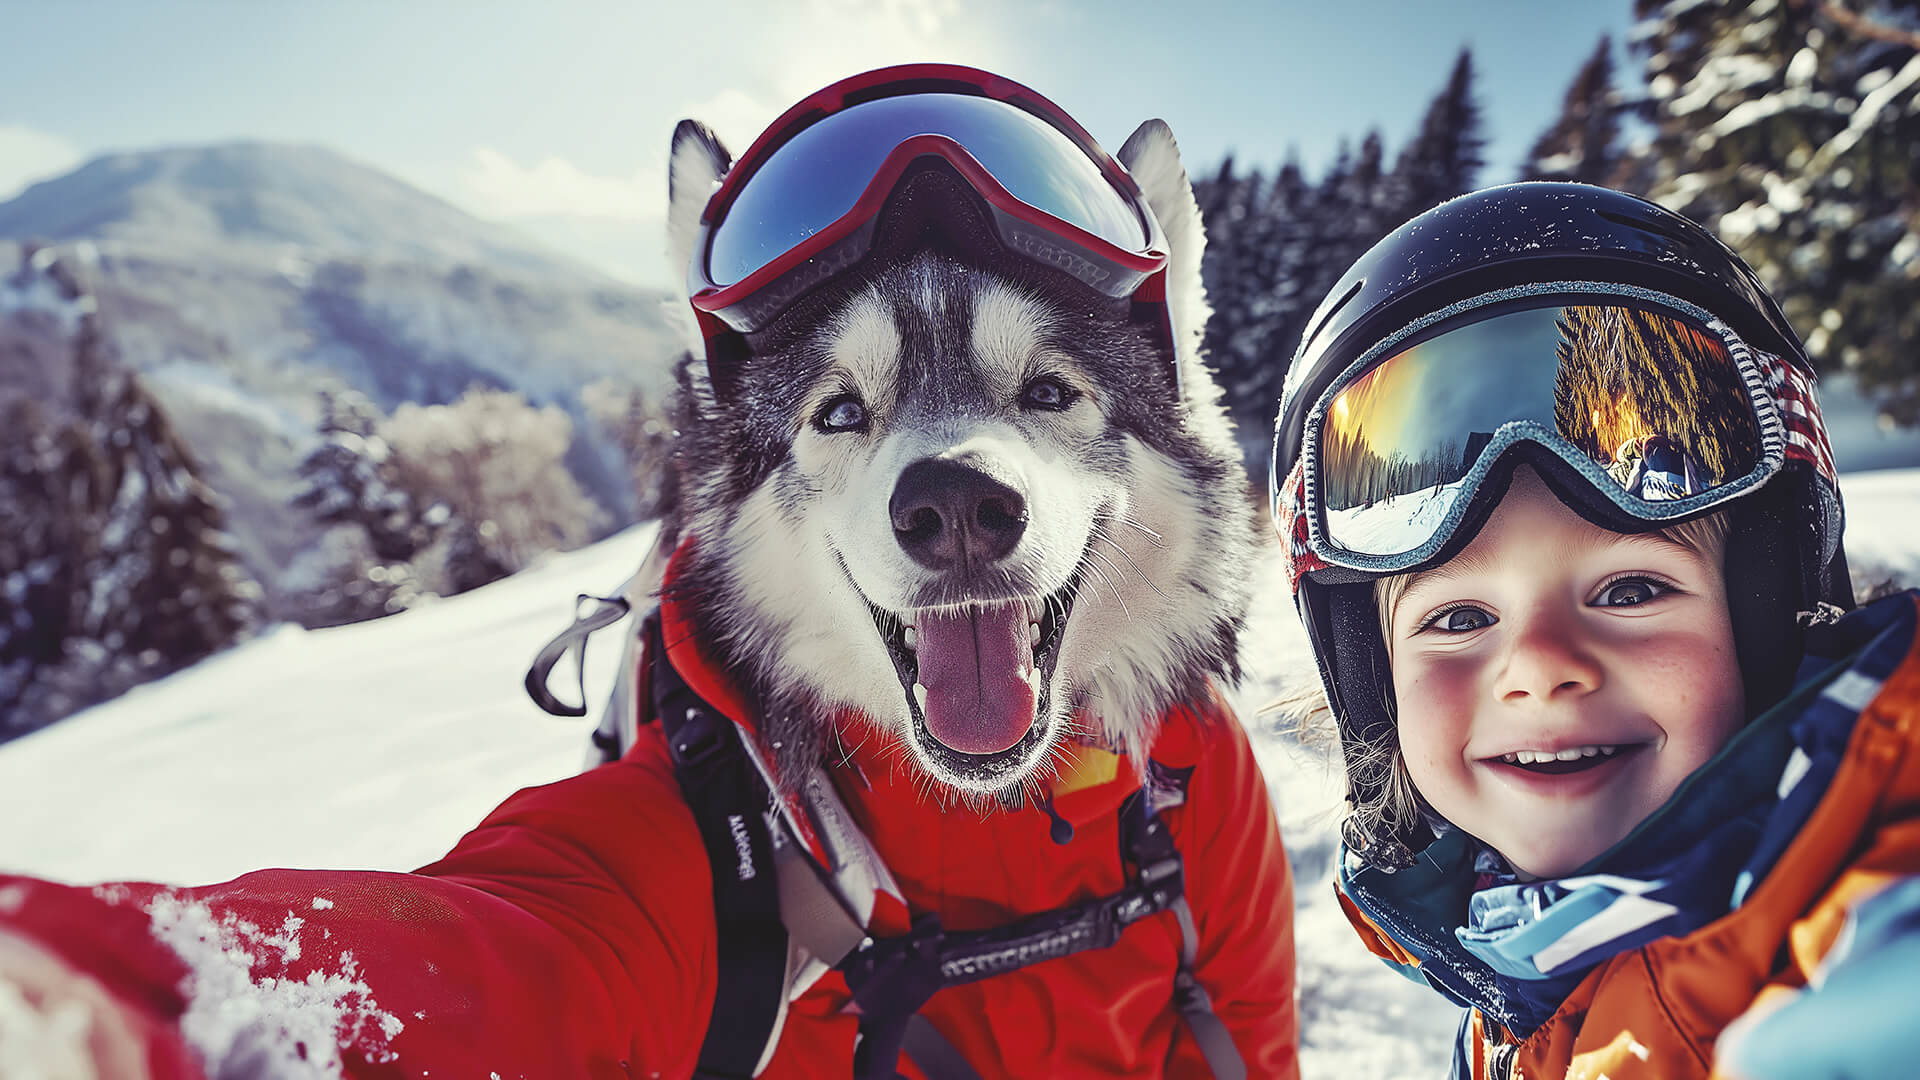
3 471 1918 1076
148 894 405 1077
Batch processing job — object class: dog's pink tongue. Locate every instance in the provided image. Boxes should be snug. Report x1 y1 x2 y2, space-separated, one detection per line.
914 601 1036 755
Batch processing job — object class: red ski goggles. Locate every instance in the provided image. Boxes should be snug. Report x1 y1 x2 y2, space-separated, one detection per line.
1274 285 1837 581
685 64 1170 335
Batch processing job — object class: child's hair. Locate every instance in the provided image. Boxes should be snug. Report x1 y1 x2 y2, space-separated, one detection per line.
1347 510 1732 852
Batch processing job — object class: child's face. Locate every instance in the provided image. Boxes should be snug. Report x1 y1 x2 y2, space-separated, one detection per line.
1385 467 1744 880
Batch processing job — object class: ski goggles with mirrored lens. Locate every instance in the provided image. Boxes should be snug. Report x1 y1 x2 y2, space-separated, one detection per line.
687 64 1168 334
1277 286 1805 578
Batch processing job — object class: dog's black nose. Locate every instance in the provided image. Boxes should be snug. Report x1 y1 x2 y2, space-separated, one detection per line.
890 457 1029 570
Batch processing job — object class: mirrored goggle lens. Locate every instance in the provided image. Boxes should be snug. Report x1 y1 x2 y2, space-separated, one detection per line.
1318 303 1762 557
707 93 1149 288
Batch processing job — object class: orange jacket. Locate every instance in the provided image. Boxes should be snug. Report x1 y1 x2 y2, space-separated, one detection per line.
0 600 1297 1078
1337 590 1920 1080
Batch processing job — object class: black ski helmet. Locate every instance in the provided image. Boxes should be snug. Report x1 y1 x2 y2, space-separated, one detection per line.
1269 182 1850 870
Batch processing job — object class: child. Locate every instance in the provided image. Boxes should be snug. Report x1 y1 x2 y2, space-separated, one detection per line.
1271 182 1920 1079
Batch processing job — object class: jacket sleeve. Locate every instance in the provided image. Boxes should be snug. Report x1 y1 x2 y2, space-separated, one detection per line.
1161 695 1300 1080
1716 875 1920 1080
0 747 718 1080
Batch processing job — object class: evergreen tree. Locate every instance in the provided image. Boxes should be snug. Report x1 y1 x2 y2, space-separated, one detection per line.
582 378 679 523
294 387 431 564
0 245 261 736
1526 35 1626 185
1393 48 1488 216
1192 54 1492 476
1631 0 1920 420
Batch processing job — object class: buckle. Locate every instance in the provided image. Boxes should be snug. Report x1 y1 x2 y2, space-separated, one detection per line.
1138 856 1181 886
670 707 731 770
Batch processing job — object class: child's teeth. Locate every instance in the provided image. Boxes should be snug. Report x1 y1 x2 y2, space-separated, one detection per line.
1502 745 1620 766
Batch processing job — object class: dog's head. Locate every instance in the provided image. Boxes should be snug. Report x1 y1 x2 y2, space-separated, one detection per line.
661 115 1255 801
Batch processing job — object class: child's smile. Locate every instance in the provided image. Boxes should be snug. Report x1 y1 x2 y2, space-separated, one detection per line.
1384 467 1745 880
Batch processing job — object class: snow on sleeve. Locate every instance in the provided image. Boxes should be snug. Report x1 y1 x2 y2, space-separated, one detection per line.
146 893 403 1080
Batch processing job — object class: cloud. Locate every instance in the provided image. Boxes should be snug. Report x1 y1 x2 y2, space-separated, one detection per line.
0 126 85 202
670 0 995 152
455 147 665 223
432 0 1003 286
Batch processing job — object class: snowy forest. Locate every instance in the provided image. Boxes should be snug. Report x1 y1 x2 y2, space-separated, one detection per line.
1195 2 1920 468
2 0 1917 736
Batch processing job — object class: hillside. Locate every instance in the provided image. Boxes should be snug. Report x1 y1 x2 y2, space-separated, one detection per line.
0 144 686 620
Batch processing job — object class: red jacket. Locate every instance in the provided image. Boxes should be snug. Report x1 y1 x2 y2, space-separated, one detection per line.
0 596 1297 1079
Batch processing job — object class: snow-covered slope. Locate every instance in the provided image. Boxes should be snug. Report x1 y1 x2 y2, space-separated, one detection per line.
4 472 1916 1075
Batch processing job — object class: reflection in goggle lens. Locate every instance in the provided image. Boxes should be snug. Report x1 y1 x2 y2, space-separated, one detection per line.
707 94 1148 288
1320 304 1760 556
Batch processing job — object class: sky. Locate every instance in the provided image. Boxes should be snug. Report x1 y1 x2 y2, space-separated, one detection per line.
0 0 1638 288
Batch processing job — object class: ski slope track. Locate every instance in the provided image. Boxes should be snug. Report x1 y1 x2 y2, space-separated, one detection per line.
5 470 1918 1076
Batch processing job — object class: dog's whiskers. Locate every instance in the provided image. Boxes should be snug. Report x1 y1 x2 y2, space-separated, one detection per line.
1091 526 1172 603
1085 547 1133 619
1117 515 1166 548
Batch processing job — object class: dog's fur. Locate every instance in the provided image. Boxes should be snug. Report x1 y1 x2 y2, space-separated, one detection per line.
656 113 1257 802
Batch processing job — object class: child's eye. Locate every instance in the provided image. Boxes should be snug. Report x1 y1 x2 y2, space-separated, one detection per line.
1420 604 1496 633
1593 576 1671 608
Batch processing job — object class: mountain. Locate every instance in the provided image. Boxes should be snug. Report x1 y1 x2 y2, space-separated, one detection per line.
0 142 594 283
0 143 687 622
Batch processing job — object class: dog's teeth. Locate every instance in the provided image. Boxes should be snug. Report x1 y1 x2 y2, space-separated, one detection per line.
903 627 917 650
912 683 927 710
1030 622 1041 646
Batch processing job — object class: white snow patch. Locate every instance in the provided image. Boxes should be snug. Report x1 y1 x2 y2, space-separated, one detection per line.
147 894 403 1079
310 898 335 911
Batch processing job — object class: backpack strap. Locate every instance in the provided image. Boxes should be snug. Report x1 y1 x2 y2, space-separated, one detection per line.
523 590 632 718
645 613 791 1080
838 786 1246 1080
564 604 1246 1079
1123 788 1247 1080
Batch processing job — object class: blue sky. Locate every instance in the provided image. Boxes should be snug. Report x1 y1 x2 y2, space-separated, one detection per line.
0 0 1637 286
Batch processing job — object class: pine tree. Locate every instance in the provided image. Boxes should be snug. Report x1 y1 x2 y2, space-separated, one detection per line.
1192 53 1492 477
1526 35 1625 185
294 386 431 564
582 378 679 522
0 245 261 735
1393 48 1488 216
1631 0 1920 420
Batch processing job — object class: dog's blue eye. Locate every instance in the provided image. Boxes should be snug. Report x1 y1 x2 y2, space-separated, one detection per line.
1020 377 1075 411
816 395 868 433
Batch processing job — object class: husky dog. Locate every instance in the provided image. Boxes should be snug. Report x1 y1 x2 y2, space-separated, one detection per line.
658 117 1257 801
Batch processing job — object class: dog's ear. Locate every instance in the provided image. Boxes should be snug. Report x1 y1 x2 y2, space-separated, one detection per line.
666 120 733 299
1118 119 1230 437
